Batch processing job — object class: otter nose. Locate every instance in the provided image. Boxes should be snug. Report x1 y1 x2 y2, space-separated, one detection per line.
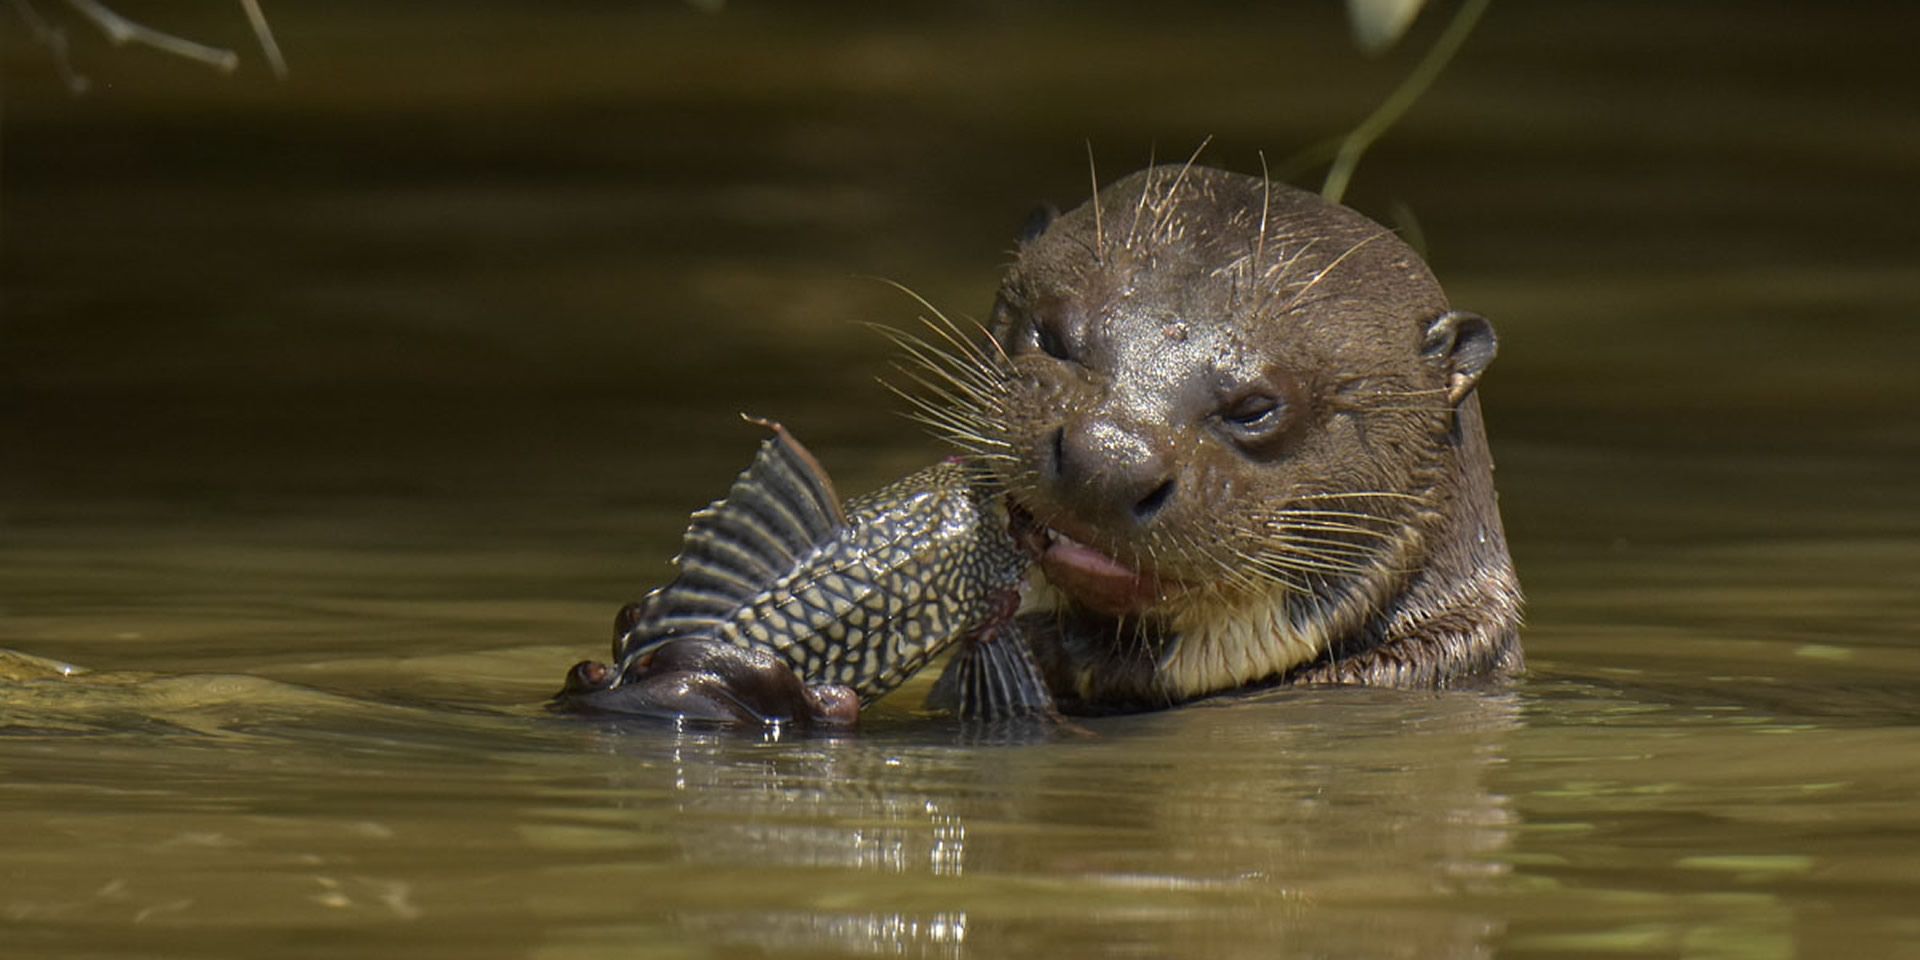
1048 419 1177 529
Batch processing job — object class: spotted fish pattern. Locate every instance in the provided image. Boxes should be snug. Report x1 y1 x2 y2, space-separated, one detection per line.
587 419 1048 716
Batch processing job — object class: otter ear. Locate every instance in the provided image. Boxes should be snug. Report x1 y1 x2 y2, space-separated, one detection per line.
1421 311 1498 405
1018 203 1059 244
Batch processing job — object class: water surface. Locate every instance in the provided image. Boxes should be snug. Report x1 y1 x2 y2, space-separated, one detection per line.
4 3 1919 957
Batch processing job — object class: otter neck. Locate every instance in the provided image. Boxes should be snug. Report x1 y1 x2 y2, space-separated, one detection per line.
1291 394 1523 686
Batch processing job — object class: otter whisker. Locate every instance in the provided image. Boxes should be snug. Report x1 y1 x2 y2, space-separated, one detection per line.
1139 618 1167 690
891 395 981 433
1254 150 1273 270
891 363 1005 428
868 279 1009 372
1262 237 1322 286
1271 230 1394 320
873 325 1008 401
1268 506 1415 525
1257 545 1379 574
1205 530 1294 596
1221 560 1274 596
916 307 1009 374
1085 141 1106 264
1267 510 1405 526
1124 143 1160 250
1341 386 1451 399
971 316 1014 367
1206 554 1266 596
1267 506 1405 529
1288 490 1430 503
892 308 1001 375
900 414 1008 457
885 358 1002 417
1267 526 1405 549
1270 532 1397 555
1269 534 1384 562
883 381 1012 458
1181 532 1250 587
1245 564 1311 596
1218 560 1281 595
871 324 1004 400
887 366 1001 426
1252 555 1374 582
1275 556 1380 582
898 411 1013 459
1218 540 1308 595
1151 137 1214 240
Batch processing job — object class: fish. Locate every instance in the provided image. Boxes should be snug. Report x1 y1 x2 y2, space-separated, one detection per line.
549 418 1058 727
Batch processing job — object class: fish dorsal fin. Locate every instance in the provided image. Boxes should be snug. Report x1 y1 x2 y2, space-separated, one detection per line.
612 419 845 664
649 417 847 626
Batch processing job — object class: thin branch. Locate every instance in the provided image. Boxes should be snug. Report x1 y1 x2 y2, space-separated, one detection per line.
238 0 287 79
1322 0 1490 204
63 0 241 74
10 0 91 92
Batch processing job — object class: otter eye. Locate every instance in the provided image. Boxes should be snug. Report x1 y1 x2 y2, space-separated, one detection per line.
1222 393 1284 431
1214 375 1302 457
1001 296 1080 364
1033 317 1072 361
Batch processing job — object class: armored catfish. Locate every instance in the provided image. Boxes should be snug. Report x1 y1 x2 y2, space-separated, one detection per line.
549 419 1056 727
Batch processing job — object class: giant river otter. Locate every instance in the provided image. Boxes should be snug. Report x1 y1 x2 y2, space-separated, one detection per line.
928 163 1523 712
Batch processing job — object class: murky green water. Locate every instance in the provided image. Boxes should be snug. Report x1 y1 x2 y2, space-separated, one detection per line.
4 3 1919 957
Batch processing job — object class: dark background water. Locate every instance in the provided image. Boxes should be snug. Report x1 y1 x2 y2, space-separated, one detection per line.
4 2 1919 958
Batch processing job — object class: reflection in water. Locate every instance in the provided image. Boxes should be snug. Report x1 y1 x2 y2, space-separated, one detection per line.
529 690 1523 958
684 912 969 959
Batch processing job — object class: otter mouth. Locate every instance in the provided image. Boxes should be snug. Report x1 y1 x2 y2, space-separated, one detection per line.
1009 503 1170 616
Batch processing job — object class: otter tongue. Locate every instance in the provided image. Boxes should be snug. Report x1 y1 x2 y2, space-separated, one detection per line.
1041 533 1161 615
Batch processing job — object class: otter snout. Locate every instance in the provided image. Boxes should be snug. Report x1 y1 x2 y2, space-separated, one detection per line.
1048 417 1177 530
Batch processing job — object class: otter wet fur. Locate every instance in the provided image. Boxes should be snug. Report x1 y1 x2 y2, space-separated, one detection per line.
900 163 1523 713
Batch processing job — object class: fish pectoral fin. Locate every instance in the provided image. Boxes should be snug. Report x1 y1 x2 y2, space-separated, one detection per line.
654 418 849 620
925 620 1060 722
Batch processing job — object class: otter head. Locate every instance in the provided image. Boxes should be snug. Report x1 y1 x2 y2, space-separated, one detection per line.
929 164 1501 703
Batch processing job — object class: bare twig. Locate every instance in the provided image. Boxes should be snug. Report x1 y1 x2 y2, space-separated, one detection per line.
12 0 288 90
10 0 91 93
238 0 287 79
63 0 241 73
1322 0 1490 204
